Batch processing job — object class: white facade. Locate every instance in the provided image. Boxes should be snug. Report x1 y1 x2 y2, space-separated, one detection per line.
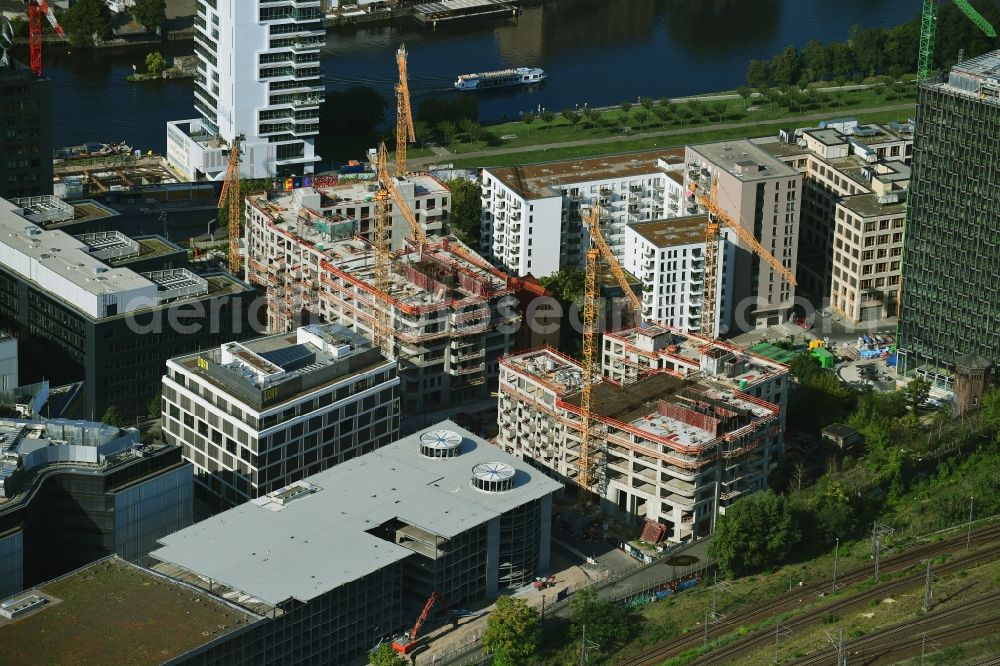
167 0 325 180
161 324 400 508
480 152 689 278
622 218 736 335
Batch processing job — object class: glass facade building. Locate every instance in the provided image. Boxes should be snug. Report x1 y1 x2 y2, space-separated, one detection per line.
897 52 1000 384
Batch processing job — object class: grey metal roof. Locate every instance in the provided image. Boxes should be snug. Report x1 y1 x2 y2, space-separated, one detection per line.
150 421 562 606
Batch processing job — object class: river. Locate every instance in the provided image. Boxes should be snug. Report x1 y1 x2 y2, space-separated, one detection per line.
33 0 926 156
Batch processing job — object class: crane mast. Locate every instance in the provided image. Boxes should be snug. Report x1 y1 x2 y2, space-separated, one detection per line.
218 135 244 275
918 0 996 81
25 0 64 77
395 45 416 177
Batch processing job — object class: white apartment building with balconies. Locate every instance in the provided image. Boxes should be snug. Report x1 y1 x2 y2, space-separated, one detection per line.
167 0 326 180
622 216 736 336
479 150 689 278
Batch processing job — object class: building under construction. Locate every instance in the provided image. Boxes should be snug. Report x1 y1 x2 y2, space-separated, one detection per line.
245 191 518 420
496 327 787 543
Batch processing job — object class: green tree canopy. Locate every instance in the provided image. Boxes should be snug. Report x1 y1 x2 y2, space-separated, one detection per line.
708 490 800 577
133 0 167 32
368 643 405 666
539 269 585 304
101 405 124 428
569 588 630 651
445 178 482 241
745 59 771 87
147 394 162 420
62 0 113 47
902 377 932 410
482 596 539 666
145 51 167 75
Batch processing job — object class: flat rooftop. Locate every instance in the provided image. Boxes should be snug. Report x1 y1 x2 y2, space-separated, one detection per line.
944 50 1000 96
629 215 709 248
150 421 561 607
0 558 258 666
838 192 907 218
486 149 685 199
172 323 389 400
688 139 799 179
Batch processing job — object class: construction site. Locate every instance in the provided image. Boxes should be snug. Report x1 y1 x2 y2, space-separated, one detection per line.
496 335 786 545
244 190 519 420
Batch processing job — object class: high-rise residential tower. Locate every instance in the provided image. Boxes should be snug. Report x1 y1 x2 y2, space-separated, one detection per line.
897 52 1000 385
167 0 325 180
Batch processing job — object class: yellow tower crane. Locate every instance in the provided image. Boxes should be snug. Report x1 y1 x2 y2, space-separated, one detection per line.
370 141 428 354
395 45 416 178
690 179 797 338
218 134 245 275
577 204 643 504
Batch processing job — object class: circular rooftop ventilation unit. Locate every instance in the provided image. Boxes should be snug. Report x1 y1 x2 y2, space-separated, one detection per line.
419 429 462 459
472 462 515 493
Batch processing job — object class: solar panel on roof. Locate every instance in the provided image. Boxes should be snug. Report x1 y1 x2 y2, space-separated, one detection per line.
260 344 316 371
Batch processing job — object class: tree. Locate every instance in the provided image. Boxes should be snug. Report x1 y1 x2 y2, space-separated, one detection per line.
710 100 727 122
145 51 167 76
101 405 124 428
133 0 166 33
632 108 649 128
147 394 161 420
658 96 671 107
745 59 771 88
903 377 932 411
437 120 457 145
651 106 672 124
446 178 482 241
770 45 801 87
561 108 581 127
458 117 482 142
708 490 800 577
582 107 600 129
736 85 752 109
619 101 633 115
368 643 406 666
482 596 539 666
981 387 1000 440
412 120 431 147
62 0 113 47
801 38 830 82
538 109 555 129
521 111 536 133
539 269 585 305
569 588 630 651
639 96 654 111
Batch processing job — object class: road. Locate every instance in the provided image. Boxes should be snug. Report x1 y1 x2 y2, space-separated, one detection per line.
410 102 916 168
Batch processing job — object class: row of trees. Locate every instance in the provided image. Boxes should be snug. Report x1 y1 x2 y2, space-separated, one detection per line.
746 2 1000 87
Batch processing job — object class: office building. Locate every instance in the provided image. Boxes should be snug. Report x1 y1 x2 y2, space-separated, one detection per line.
754 119 913 316
479 150 689 277
685 140 802 330
162 323 399 508
622 216 736 335
0 418 191 599
166 0 325 179
244 197 519 421
897 52 1000 384
0 197 259 421
496 328 786 543
0 58 52 200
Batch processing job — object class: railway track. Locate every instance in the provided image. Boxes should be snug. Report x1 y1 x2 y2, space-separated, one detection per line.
617 523 1000 666
789 593 1000 664
691 549 999 664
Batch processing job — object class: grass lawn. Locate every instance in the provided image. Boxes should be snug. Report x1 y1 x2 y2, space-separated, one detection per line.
444 109 912 169
409 82 917 165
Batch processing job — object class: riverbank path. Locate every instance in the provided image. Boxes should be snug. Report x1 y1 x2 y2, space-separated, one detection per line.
409 101 915 168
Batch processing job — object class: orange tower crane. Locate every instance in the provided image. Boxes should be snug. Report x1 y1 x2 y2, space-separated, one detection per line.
218 135 244 275
690 179 796 338
395 45 415 177
23 0 64 77
577 203 643 504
